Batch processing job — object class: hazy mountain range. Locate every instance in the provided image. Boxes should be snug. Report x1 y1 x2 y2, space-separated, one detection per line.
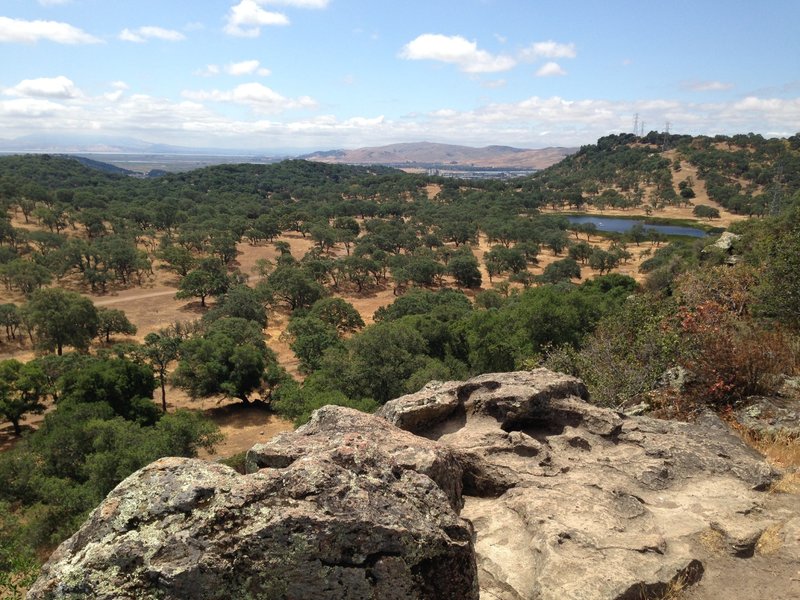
300 142 577 169
0 134 253 156
0 135 577 170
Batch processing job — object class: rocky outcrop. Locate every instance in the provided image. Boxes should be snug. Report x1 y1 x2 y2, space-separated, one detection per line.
378 369 781 600
30 369 791 600
705 231 740 252
28 407 479 600
734 394 800 440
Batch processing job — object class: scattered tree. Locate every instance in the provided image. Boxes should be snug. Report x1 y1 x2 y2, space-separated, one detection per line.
173 318 278 404
0 359 47 435
175 260 231 307
97 308 137 343
25 288 99 355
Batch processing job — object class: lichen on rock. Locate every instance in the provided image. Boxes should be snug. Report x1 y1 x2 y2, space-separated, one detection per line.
29 369 787 600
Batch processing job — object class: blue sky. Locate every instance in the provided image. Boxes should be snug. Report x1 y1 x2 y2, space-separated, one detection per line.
1 0 798 151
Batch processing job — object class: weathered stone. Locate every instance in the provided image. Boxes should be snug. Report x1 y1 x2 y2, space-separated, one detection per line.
779 517 800 561
28 407 478 600
704 231 740 253
246 403 465 511
380 368 781 600
734 394 800 439
30 369 790 600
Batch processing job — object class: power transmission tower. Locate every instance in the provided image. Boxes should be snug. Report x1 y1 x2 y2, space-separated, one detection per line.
663 121 671 150
633 113 639 136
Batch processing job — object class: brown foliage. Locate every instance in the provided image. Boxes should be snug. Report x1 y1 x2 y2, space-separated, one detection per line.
674 264 760 317
678 301 797 406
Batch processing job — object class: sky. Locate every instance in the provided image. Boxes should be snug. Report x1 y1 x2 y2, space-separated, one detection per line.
1 0 799 152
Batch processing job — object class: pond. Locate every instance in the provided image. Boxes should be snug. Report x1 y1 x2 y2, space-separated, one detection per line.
566 216 708 238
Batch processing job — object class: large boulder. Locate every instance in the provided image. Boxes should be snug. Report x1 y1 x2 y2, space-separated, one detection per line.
28 406 478 600
29 369 791 600
378 369 780 600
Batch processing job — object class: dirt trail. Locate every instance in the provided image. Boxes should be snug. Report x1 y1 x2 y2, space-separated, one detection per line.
93 289 177 306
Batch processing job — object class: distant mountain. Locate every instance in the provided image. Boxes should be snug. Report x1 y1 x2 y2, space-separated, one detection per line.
0 134 262 156
69 155 136 176
0 136 576 170
300 142 577 169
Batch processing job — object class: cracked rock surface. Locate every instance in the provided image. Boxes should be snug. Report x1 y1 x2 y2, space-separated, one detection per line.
29 369 795 600
378 369 785 600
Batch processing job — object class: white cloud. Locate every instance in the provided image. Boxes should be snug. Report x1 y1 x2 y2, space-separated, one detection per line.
183 82 316 113
224 0 289 37
400 34 516 73
197 60 271 77
682 80 734 92
1 75 797 151
0 98 67 117
102 81 130 102
227 60 261 76
227 60 271 76
119 26 186 43
197 65 222 77
0 17 101 44
5 76 81 99
118 29 141 42
520 40 576 61
536 62 566 77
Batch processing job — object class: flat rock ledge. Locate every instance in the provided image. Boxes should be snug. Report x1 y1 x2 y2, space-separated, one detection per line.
29 369 790 600
377 369 783 600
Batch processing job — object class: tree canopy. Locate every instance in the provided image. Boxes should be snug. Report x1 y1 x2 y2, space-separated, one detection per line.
25 288 99 355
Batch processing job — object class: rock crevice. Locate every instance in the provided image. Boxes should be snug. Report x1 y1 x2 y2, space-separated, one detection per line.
29 369 793 600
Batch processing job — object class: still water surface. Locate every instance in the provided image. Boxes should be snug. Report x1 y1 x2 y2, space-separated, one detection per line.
567 216 708 238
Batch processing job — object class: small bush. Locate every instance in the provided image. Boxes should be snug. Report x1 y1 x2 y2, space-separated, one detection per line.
678 302 798 406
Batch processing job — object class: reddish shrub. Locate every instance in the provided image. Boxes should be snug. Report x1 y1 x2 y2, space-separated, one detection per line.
678 301 797 406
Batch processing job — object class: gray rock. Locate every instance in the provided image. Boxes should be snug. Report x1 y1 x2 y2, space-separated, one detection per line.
734 395 800 439
247 403 465 511
28 407 478 600
657 365 693 391
380 368 780 599
30 369 788 600
704 231 740 253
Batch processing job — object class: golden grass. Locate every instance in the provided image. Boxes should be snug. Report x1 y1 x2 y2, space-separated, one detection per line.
771 471 800 494
756 523 784 556
698 528 726 554
635 571 693 600
736 428 800 471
